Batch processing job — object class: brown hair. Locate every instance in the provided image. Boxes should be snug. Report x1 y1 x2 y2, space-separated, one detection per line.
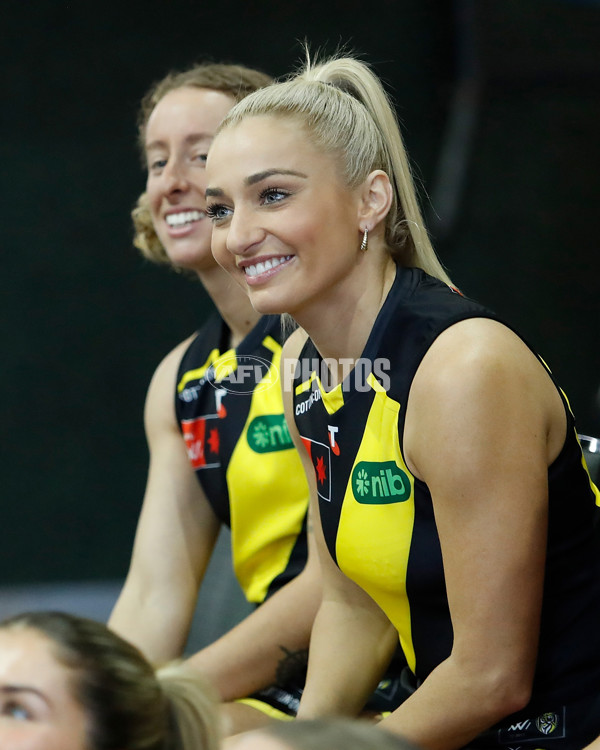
133 62 273 266
0 611 219 750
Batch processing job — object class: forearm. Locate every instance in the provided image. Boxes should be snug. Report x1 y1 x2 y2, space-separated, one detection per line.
297 596 398 719
186 565 321 700
380 653 532 750
109 577 197 663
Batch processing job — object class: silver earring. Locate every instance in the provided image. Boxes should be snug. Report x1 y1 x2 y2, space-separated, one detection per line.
360 228 369 252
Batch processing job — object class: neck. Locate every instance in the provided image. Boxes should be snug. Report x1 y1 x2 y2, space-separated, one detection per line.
295 257 397 388
197 264 261 348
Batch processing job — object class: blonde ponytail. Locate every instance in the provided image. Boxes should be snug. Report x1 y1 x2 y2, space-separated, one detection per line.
219 51 453 286
157 662 221 750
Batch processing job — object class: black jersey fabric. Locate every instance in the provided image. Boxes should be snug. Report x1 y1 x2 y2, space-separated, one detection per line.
293 266 600 747
176 313 309 603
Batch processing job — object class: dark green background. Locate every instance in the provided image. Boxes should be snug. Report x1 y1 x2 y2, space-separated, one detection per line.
2 0 599 583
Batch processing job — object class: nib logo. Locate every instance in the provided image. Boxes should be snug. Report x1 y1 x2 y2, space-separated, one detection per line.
352 461 410 504
247 414 294 453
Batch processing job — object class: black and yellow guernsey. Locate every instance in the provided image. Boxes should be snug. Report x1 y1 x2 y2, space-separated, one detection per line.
176 314 308 604
293 266 600 747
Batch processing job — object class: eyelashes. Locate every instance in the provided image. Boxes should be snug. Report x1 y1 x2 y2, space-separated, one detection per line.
205 203 229 221
206 186 291 222
259 187 290 204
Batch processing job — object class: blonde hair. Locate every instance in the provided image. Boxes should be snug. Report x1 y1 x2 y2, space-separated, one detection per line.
157 662 221 750
0 611 219 750
134 63 273 266
132 191 167 263
218 54 453 285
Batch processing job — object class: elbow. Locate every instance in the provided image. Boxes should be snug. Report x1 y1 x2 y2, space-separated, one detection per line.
452 648 535 725
494 680 533 721
478 666 534 724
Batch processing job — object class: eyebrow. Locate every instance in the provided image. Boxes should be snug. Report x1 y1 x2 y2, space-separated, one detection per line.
145 133 213 152
0 685 50 705
206 168 308 198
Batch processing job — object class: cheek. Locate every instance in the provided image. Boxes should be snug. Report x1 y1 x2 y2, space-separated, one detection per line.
210 228 232 267
278 214 319 248
0 725 60 750
145 183 164 230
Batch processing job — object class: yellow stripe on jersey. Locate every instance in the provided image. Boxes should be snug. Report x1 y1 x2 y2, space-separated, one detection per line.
540 365 600 507
294 373 314 396
335 388 417 673
228 343 308 602
577 432 600 506
318 378 345 415
177 348 221 393
294 372 345 415
234 698 295 721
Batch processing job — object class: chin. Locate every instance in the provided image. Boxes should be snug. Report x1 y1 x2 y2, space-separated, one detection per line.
168 248 216 272
247 289 291 317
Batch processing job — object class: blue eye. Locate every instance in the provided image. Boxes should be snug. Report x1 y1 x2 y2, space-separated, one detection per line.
3 702 31 720
260 187 289 204
206 203 232 222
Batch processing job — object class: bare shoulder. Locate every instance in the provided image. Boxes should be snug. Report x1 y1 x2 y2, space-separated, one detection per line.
145 332 198 432
413 317 556 398
405 318 566 477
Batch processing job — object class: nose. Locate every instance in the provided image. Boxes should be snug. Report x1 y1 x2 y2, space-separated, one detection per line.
225 205 264 256
161 159 191 196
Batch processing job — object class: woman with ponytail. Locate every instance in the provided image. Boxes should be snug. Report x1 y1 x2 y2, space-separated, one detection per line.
0 610 219 750
206 52 600 749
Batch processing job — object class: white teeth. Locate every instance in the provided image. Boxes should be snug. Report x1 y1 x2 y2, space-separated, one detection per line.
166 210 204 227
244 255 292 278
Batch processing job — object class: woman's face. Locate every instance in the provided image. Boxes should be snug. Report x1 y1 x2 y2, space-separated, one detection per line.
206 115 364 320
0 627 88 750
145 86 235 272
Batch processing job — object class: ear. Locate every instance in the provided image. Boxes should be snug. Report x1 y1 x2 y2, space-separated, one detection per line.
357 170 393 231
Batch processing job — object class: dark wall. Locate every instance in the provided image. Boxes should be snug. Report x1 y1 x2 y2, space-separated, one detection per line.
2 1 598 584
439 1 600 435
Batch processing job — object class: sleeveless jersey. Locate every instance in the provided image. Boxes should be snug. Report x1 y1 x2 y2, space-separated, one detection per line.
176 313 308 603
293 266 600 746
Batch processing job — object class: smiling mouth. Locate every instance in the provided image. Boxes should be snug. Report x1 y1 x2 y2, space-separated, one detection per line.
166 210 205 227
244 255 293 278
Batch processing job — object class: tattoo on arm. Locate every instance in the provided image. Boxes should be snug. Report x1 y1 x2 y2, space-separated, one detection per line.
276 646 309 688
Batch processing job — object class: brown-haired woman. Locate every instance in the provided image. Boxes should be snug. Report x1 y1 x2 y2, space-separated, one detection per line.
0 610 218 750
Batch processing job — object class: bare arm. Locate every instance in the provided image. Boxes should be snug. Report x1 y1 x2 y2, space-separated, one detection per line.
280 331 399 719
185 524 320 700
297 536 399 718
378 318 567 749
185 329 321 700
109 337 220 662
